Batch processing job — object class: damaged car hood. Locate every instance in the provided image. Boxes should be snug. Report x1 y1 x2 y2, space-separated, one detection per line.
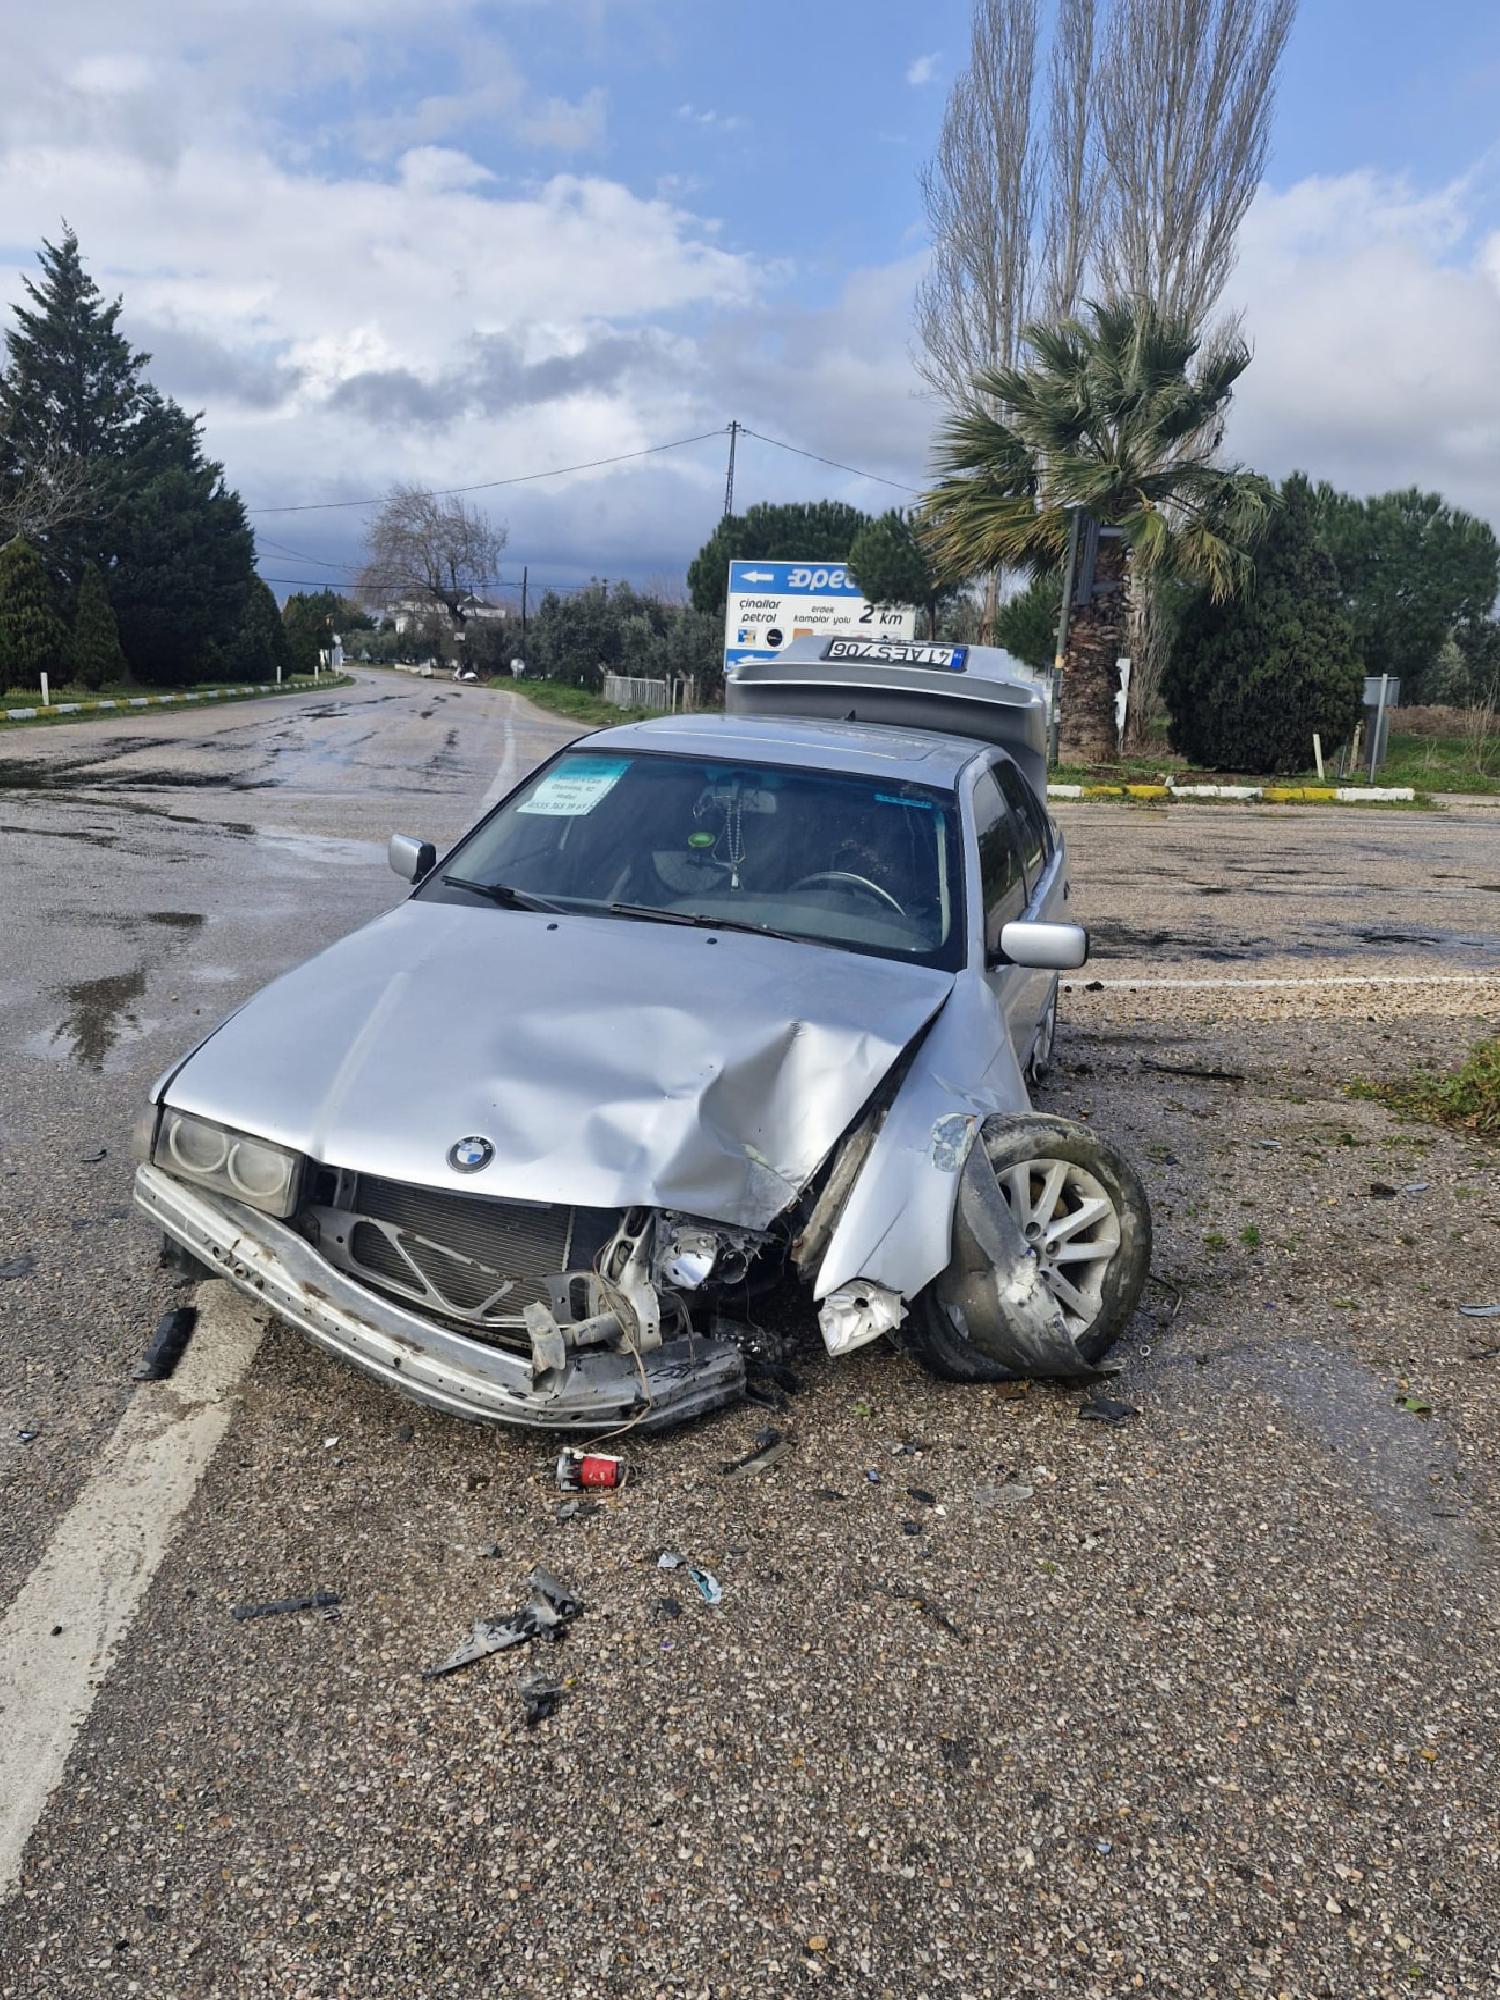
163 900 954 1227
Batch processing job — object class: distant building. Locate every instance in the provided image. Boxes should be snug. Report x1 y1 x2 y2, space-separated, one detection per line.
387 593 508 637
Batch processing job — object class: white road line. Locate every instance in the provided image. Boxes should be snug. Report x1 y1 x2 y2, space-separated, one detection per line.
1069 971 1499 992
0 1291 265 1903
479 696 519 811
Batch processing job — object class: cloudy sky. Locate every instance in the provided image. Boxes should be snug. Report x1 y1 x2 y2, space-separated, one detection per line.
1 0 1498 605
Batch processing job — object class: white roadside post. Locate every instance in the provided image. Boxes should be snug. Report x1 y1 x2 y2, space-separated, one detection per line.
39 672 49 708
1313 733 1324 781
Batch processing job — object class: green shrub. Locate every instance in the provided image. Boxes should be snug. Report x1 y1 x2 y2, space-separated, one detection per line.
1163 475 1364 773
68 561 128 689
0 536 67 691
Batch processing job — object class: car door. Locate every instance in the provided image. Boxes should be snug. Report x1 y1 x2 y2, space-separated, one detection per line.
971 764 1035 1059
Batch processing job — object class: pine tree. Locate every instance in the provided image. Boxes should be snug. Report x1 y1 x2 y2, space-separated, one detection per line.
0 536 68 692
68 561 127 690
0 230 147 472
1163 476 1364 773
108 460 257 686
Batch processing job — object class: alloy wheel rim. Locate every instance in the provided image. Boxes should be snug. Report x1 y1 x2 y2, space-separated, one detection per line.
993 1154 1121 1337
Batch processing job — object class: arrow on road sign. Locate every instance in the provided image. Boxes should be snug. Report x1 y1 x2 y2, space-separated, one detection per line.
741 570 775 583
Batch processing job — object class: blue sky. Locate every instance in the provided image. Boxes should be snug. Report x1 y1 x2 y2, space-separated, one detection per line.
2 0 1499 603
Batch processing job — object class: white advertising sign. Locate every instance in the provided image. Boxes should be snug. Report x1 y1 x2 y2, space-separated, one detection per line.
724 559 916 674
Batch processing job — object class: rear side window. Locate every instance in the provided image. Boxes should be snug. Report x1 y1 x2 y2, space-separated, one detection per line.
995 759 1051 892
972 770 1027 949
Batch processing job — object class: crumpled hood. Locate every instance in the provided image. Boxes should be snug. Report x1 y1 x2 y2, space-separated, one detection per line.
164 899 954 1227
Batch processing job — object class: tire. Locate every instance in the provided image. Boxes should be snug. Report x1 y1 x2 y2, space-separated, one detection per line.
906 1112 1151 1384
1027 981 1059 1085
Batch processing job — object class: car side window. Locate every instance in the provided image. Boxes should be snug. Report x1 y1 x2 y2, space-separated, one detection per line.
994 760 1050 893
971 770 1027 951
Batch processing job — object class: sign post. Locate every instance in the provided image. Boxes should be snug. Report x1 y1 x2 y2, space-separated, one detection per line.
724 560 914 677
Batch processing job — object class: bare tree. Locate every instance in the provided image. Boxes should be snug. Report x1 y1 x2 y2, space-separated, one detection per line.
0 429 98 545
1096 0 1296 326
915 0 1042 415
357 485 507 644
1039 0 1101 320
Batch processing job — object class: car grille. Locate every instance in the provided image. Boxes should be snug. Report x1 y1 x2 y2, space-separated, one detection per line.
315 1174 576 1341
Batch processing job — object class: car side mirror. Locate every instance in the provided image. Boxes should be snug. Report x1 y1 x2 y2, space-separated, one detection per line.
994 920 1089 970
388 832 437 883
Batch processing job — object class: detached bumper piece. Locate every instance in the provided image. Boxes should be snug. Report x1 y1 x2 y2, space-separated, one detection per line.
134 1164 745 1431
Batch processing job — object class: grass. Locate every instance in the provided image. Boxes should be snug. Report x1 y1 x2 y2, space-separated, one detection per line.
1350 1036 1500 1139
489 676 658 727
1052 730 1498 795
0 674 350 729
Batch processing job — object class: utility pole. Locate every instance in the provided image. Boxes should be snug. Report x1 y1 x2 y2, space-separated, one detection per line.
723 419 740 519
520 564 528 659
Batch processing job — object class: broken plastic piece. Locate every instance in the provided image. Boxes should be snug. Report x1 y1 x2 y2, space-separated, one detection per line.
132 1305 198 1382
0 1254 36 1281
232 1590 340 1622
1459 1303 1500 1319
555 1498 602 1522
719 1428 790 1479
520 1678 568 1727
819 1279 906 1357
688 1565 723 1605
1078 1397 1138 1425
421 1566 583 1678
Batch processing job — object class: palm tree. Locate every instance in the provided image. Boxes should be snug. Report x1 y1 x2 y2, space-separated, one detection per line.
921 296 1275 765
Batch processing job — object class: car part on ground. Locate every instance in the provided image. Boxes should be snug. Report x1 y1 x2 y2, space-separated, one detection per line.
905 1113 1151 1384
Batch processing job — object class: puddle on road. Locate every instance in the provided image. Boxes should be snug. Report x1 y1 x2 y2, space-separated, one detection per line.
44 967 149 1071
0 821 121 849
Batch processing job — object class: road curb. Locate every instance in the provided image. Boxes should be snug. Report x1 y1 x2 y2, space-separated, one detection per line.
0 676 353 729
1046 780 1417 805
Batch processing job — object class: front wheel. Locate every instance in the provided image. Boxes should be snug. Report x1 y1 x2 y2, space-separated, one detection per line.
906 1113 1151 1384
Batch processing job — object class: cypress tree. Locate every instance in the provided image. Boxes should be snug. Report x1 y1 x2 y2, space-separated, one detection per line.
68 560 127 689
0 536 68 691
1163 476 1364 774
226 577 295 682
0 229 147 485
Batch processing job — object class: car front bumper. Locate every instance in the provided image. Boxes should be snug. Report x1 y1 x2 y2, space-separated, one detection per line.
133 1163 746 1430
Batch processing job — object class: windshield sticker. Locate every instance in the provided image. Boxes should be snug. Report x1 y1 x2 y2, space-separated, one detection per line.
519 757 630 817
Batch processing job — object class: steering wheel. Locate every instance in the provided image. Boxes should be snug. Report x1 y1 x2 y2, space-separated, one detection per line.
790 869 906 916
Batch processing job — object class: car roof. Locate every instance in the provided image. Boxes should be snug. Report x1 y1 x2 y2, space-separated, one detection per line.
582 710 992 785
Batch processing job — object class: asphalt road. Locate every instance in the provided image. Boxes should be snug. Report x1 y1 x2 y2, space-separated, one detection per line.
2 678 1498 1997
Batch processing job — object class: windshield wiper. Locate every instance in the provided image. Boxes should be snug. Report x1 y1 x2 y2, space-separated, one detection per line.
605 900 798 942
442 874 559 913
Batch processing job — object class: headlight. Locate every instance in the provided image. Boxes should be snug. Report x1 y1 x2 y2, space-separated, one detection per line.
153 1109 302 1218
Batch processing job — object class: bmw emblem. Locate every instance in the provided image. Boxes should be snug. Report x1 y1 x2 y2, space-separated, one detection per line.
448 1135 494 1174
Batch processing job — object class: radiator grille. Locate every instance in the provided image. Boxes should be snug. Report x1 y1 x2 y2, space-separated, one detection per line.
330 1174 574 1331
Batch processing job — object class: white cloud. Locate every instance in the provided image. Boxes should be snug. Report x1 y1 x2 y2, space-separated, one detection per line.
905 52 939 86
676 103 748 134
1225 166 1500 525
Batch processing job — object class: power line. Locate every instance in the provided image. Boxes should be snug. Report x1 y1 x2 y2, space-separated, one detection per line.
738 425 922 496
247 428 731 516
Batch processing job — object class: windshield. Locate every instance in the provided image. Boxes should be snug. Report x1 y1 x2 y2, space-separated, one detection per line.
429 748 965 970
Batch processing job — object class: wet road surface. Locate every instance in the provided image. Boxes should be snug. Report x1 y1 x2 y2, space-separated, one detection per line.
2 700 1499 1997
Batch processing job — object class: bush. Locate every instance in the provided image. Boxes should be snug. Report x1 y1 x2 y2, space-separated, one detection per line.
0 536 67 692
1163 475 1364 773
67 562 128 689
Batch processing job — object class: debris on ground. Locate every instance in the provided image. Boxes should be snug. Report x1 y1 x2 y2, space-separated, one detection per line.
556 1447 627 1490
1079 1396 1139 1425
890 1583 967 1643
1140 1058 1246 1084
656 1551 723 1605
656 1596 682 1619
131 1304 198 1382
1394 1394 1434 1417
422 1567 583 1679
17 1429 38 1444
519 1678 569 1728
864 1467 882 1484
974 1479 1034 1509
555 1497 603 1522
1368 1182 1398 1198
900 1520 924 1536
1459 1303 1500 1319
719 1427 790 1479
79 1147 108 1163
1402 1181 1430 1194
0 1254 37 1280
232 1589 340 1623
907 1487 937 1506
